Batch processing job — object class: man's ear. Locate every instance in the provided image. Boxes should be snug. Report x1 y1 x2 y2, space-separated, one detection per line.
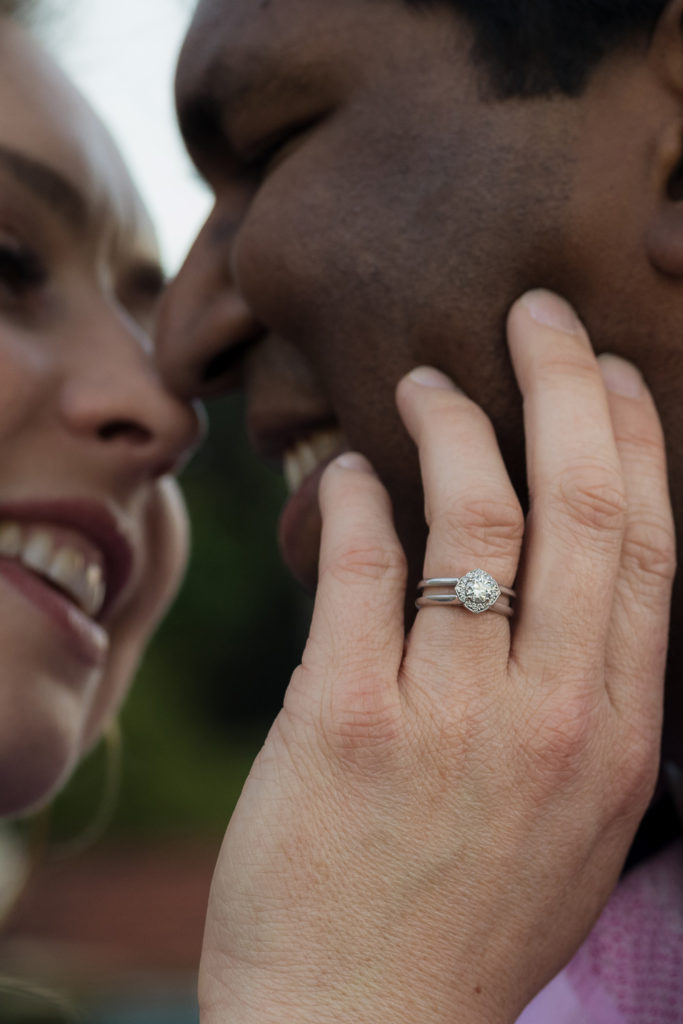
646 0 683 275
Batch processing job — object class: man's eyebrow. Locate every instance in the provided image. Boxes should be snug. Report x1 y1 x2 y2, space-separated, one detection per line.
0 144 88 232
178 61 266 155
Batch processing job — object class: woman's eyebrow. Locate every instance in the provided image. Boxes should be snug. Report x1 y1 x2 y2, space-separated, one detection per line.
0 144 88 232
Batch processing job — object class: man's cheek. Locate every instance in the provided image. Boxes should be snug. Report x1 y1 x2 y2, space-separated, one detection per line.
235 169 394 333
234 190 341 339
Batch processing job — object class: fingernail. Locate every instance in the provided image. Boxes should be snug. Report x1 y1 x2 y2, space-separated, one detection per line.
598 354 644 399
522 290 581 335
334 452 376 473
408 366 458 390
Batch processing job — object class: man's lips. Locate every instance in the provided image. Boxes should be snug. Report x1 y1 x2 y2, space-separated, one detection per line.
282 427 347 494
0 558 108 667
247 387 353 587
250 418 349 589
278 458 335 592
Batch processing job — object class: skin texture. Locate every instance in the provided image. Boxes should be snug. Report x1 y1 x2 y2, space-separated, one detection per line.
0 19 200 817
158 0 683 763
156 0 682 1019
199 299 675 1022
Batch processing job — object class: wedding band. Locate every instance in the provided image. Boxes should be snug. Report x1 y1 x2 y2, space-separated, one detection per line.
416 569 516 617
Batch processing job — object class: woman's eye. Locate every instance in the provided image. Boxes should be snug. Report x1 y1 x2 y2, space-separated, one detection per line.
0 242 48 300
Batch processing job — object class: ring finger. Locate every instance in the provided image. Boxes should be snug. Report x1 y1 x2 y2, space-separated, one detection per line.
396 366 524 666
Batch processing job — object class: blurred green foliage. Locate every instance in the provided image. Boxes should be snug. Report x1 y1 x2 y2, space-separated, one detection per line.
51 395 312 840
0 990 74 1024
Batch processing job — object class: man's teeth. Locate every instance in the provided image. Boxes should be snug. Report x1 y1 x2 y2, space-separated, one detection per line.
0 523 106 618
283 429 346 494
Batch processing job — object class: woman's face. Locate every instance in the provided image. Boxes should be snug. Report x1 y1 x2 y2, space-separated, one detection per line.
0 19 200 817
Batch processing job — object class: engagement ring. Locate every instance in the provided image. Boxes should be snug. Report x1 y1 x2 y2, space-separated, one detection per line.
416 569 516 618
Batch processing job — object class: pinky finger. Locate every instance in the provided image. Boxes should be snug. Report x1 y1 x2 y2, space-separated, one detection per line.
599 355 676 722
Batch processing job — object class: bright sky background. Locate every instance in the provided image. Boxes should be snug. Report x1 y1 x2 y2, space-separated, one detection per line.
47 0 211 273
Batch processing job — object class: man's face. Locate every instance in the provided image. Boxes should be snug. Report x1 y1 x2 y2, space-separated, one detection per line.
161 0 683 608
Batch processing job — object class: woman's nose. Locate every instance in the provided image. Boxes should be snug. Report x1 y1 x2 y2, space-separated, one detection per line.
59 314 204 481
156 223 264 400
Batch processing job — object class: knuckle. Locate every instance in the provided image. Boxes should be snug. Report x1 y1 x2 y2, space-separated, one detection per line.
620 518 677 589
555 464 627 538
285 662 404 770
418 401 497 471
321 682 407 779
614 421 666 463
431 495 524 555
520 688 660 818
521 688 601 787
615 744 660 815
327 688 404 758
536 348 599 389
321 464 389 511
322 539 407 589
423 397 490 438
600 719 661 821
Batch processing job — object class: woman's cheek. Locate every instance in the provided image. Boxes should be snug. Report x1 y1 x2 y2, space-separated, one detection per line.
0 331 49 432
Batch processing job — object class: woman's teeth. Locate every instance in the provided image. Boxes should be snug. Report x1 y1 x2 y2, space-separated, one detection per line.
283 428 347 494
0 522 106 618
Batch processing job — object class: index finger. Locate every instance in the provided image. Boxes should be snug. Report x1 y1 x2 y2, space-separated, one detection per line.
300 453 406 711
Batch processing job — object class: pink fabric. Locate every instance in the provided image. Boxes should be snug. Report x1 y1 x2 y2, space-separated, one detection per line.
517 841 683 1024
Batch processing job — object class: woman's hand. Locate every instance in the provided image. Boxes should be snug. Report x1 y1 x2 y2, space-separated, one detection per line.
199 291 675 1024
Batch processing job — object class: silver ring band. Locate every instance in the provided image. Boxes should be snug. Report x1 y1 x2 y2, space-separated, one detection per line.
419 578 516 599
416 569 516 617
415 592 514 617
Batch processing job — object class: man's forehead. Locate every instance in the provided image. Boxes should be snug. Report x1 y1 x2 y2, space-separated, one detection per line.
176 0 476 165
176 0 360 147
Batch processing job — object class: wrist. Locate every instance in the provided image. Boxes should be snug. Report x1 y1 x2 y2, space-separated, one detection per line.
198 955 514 1024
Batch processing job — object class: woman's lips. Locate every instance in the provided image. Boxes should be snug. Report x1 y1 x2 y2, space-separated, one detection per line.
0 522 106 617
0 499 135 621
0 500 136 668
278 427 348 590
0 557 109 667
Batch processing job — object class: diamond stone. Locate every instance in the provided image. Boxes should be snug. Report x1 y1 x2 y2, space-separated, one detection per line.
454 569 501 614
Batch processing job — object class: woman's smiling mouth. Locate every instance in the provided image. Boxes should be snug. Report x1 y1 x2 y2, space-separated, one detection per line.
0 522 106 618
0 500 137 666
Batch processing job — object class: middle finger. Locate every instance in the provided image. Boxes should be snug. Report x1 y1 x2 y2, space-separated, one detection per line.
508 290 625 683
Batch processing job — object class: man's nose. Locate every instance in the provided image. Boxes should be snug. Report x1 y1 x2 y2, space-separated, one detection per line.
59 309 203 483
156 225 263 400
